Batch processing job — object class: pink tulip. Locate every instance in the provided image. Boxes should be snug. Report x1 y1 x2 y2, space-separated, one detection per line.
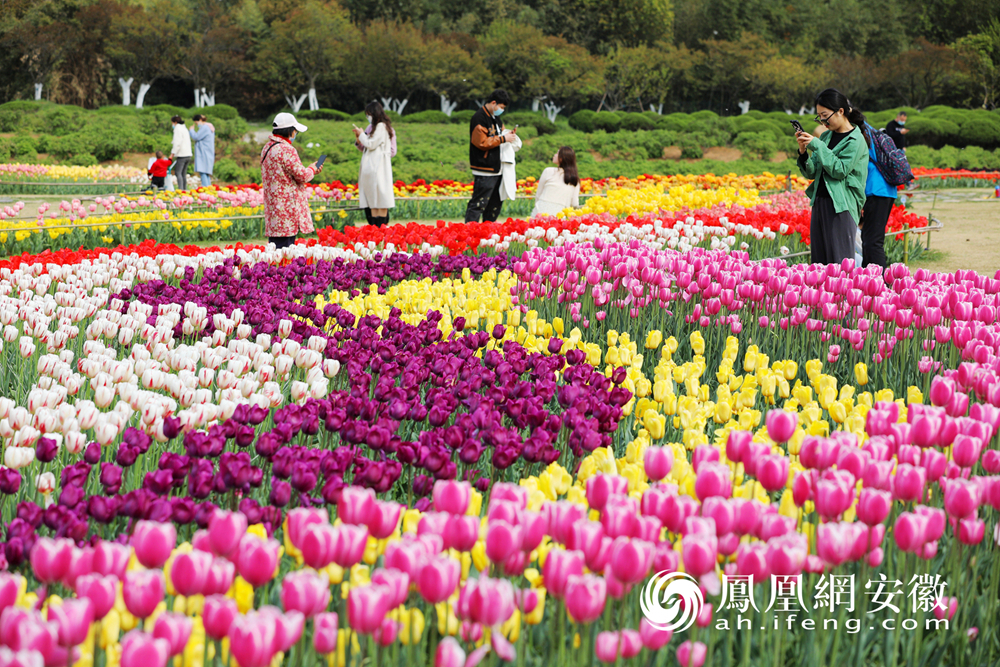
933 597 957 621
817 522 867 567
491 631 516 661
682 532 718 578
485 520 522 564
856 488 892 526
373 617 398 647
726 430 752 464
619 629 642 657
586 474 628 512
929 376 955 407
0 647 45 667
170 550 213 597
339 486 376 525
601 499 637 538
756 454 790 492
205 559 235 596
953 435 984 468
564 574 606 624
595 631 620 663
766 533 808 576
609 537 654 585
347 585 391 634
131 521 176 569
435 637 466 667
75 574 117 621
92 541 130 580
958 516 985 544
368 500 402 539
432 480 471 515
123 570 165 619
30 538 73 584
313 613 338 654
461 576 515 627
765 409 797 442
46 598 93 647
152 613 192 656
736 543 770 582
286 508 329 551
332 524 369 568
202 596 239 641
644 446 673 482
692 445 721 473
417 556 460 604
694 462 731 501
541 548 584 599
62 548 94 590
0 574 21 614
261 608 303 654
732 499 762 535
893 512 929 553
545 501 587 544
208 510 248 559
227 614 278 667
371 568 410 609
520 510 547 552
639 617 672 649
677 640 707 667
867 547 884 567
281 570 330 617
814 470 855 519
943 478 981 518
120 631 171 667
236 534 280 587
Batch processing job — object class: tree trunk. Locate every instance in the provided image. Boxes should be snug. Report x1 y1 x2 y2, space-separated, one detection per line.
532 97 546 112
34 83 43 100
308 87 319 111
440 94 458 117
543 101 563 123
285 94 308 113
194 87 202 108
394 98 408 114
649 103 664 115
738 100 751 115
118 77 134 106
136 83 152 110
202 89 216 106
380 96 393 111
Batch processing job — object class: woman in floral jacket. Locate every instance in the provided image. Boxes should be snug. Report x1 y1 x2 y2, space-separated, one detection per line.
261 113 323 249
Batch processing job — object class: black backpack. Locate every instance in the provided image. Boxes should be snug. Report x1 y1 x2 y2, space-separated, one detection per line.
865 123 914 187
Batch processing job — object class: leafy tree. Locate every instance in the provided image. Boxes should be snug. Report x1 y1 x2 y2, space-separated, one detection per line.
883 39 965 108
257 0 358 111
180 7 249 107
578 0 673 52
2 15 69 101
954 19 1000 110
697 32 775 114
422 38 492 115
601 43 700 113
347 20 427 113
107 1 184 108
747 55 825 113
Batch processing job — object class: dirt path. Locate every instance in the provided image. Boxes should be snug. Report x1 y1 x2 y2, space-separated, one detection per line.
906 189 1000 275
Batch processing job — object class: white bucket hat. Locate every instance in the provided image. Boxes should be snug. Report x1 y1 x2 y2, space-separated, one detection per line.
273 112 307 132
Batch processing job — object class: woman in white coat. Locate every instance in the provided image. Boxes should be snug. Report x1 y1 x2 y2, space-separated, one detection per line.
499 127 522 204
352 102 395 227
532 146 580 217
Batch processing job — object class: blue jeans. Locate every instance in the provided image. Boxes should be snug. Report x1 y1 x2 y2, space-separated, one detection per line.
199 173 211 187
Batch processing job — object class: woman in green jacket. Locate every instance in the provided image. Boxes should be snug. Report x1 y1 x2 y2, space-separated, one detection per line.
796 89 869 266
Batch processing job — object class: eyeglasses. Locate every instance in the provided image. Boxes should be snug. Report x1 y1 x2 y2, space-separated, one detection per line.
814 111 838 126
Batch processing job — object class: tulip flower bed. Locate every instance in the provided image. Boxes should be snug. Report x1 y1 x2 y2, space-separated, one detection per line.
0 199 992 667
910 168 1000 189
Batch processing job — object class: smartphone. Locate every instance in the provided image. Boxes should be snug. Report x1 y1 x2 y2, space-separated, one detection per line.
316 154 327 169
790 120 804 134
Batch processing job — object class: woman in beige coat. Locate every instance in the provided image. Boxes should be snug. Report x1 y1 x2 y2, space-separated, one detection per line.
532 146 580 217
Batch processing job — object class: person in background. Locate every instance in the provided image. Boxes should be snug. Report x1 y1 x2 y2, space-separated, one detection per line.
190 114 216 187
260 112 323 249
531 146 580 216
859 121 897 269
352 101 395 228
147 151 173 191
169 115 193 191
884 111 908 151
355 109 397 226
498 121 522 205
465 89 514 223
795 88 869 266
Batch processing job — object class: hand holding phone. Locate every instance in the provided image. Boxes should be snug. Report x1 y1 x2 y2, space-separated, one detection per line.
790 120 804 134
316 154 327 169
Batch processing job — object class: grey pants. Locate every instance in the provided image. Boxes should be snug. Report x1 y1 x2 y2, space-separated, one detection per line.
173 156 192 191
810 196 857 265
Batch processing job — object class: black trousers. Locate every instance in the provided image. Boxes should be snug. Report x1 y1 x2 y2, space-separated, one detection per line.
364 208 390 227
464 175 503 223
269 236 296 249
150 176 165 189
810 196 857 265
860 195 895 269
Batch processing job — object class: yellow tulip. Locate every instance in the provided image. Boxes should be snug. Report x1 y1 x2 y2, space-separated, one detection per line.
642 410 667 440
907 386 924 404
690 332 705 355
854 363 868 386
645 330 663 349
525 590 546 624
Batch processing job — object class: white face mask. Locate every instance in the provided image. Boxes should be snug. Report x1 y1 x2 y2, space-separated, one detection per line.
366 115 372 125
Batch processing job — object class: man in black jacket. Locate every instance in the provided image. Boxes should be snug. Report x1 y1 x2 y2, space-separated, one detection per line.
465 89 514 223
884 112 908 151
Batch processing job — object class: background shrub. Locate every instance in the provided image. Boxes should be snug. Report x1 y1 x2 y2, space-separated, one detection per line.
569 110 596 132
734 132 778 160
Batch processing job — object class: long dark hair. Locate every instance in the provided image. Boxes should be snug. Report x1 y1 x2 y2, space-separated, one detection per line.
557 146 579 186
814 88 869 147
365 101 394 139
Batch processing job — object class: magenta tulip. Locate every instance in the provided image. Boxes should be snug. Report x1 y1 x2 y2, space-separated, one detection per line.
485 520 521 564
765 409 797 443
152 613 192 656
281 570 330 617
123 570 165 619
564 574 606 624
435 637 466 667
131 521 176 569
75 574 117 620
639 617 672 650
644 446 673 482
856 488 892 526
595 631 620 664
29 538 73 584
432 480 471 515
347 585 391 634
236 534 280 587
0 574 21 614
286 508 329 551
766 533 808 576
208 510 248 559
958 516 985 544
339 486 376 526
417 556 460 604
943 478 981 518
91 541 130 580
227 614 278 667
368 500 402 539
893 512 929 553
677 640 707 667
202 596 239 641
756 454 790 492
120 631 171 667
46 598 93 647
313 613 338 654
169 550 213 597
586 474 629 512
541 548 584 599
682 533 718 578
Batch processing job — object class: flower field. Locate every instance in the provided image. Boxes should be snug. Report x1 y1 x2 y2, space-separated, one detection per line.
0 181 995 667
